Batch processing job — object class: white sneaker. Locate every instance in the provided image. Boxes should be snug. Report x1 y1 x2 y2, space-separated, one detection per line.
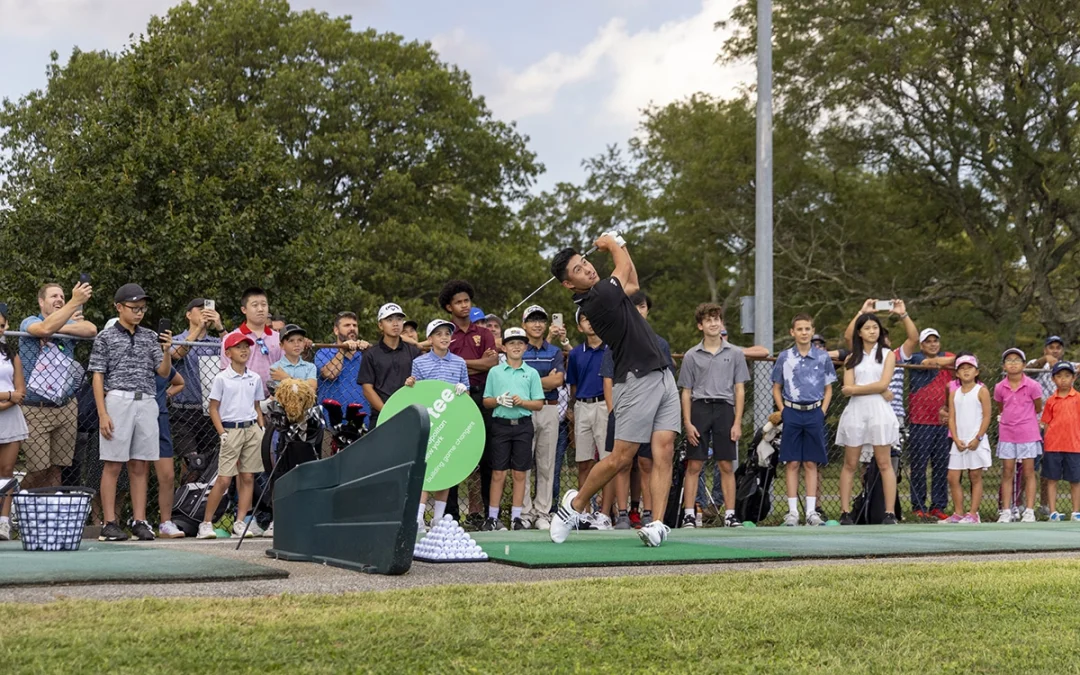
637 521 670 547
264 521 274 538
232 520 259 538
997 510 1013 523
550 489 582 544
1021 508 1036 523
535 514 551 531
157 521 186 539
0 520 9 541
806 512 826 526
196 522 218 539
591 513 613 530
783 512 799 527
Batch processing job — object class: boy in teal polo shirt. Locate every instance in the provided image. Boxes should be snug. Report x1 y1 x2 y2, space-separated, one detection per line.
482 327 544 530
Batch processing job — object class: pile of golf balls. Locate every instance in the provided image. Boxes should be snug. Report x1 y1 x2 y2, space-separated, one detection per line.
413 515 488 561
15 491 88 551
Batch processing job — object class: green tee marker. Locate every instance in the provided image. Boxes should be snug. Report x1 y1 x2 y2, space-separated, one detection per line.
742 522 756 528
378 380 485 491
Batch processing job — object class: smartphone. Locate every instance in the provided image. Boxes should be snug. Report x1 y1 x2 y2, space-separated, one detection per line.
158 318 171 334
552 313 564 328
874 300 893 312
204 299 216 311
78 273 91 285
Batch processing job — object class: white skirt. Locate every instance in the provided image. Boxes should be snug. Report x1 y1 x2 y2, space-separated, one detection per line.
0 404 29 443
949 438 992 471
835 395 899 447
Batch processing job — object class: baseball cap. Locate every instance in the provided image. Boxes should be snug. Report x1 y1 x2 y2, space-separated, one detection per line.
1002 347 1026 362
281 324 306 340
522 304 547 322
426 319 455 338
403 319 418 330
377 303 406 321
575 307 584 325
1046 335 1065 347
114 283 151 304
224 333 255 350
186 298 206 311
955 355 979 369
503 327 528 344
484 313 502 324
811 333 826 344
1053 361 1076 376
469 307 486 323
919 328 940 343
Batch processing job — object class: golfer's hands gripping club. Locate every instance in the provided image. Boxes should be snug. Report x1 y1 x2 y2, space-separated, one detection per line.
596 231 626 251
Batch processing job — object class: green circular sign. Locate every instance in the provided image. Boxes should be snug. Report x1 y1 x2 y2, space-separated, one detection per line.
377 380 485 491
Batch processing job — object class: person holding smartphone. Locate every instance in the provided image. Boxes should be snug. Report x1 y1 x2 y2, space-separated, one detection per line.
519 305 566 530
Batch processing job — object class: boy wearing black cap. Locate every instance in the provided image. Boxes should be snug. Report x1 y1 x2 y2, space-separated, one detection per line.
270 324 317 392
358 303 420 427
89 283 173 541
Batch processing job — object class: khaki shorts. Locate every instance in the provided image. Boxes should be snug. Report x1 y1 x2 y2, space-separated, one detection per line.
574 400 609 462
21 401 78 473
219 423 265 477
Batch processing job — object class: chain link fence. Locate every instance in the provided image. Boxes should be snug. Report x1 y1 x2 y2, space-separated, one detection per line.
2 331 1056 535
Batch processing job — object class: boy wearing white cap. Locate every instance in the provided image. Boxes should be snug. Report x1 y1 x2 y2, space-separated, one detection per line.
358 303 420 427
520 304 565 530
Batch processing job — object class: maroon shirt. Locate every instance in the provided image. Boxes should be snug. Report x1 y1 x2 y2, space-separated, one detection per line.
449 321 495 389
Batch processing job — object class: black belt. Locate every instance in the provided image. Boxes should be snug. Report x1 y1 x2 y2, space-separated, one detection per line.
543 399 559 406
576 396 603 404
784 400 822 411
23 400 61 408
222 420 257 429
696 398 733 405
493 417 532 427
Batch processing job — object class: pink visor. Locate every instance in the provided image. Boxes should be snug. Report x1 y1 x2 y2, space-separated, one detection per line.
955 355 979 369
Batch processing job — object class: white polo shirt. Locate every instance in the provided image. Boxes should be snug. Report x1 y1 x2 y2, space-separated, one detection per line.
209 367 265 423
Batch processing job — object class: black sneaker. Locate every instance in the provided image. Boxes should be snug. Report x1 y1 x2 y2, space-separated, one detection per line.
131 520 156 541
481 517 507 531
464 513 485 531
99 520 129 542
512 517 527 531
724 514 742 528
839 511 854 526
881 512 898 525
680 513 697 528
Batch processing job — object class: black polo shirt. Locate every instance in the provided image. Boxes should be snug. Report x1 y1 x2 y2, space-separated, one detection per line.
356 338 420 404
573 276 666 383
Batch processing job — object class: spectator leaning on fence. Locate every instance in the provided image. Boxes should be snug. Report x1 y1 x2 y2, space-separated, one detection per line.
0 304 29 541
90 284 173 542
900 320 956 521
153 365 186 538
1025 335 1065 516
171 298 224 465
357 303 419 427
220 287 281 398
315 311 372 424
19 281 98 490
520 304 565 531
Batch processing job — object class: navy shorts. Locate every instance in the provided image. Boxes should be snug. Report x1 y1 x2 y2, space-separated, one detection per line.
778 405 827 465
158 413 174 459
1042 451 1080 483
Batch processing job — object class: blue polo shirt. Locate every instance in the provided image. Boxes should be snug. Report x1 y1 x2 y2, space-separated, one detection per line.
771 346 837 403
523 340 565 402
19 315 79 406
272 355 317 382
566 342 607 400
172 330 221 408
412 350 469 387
315 348 369 418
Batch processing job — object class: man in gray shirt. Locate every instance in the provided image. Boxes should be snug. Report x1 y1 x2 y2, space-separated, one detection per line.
678 303 749 528
89 283 173 542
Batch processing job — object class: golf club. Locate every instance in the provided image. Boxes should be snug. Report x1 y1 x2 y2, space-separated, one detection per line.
235 425 321 549
502 244 598 320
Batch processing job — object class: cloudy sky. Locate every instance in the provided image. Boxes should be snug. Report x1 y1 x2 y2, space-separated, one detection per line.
0 0 753 192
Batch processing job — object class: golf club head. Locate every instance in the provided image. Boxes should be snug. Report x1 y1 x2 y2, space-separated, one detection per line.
345 403 366 424
321 398 343 427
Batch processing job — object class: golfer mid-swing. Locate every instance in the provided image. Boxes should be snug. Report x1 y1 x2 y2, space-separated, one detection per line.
549 234 681 546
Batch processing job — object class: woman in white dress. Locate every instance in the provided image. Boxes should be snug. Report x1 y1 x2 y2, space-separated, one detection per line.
0 305 29 541
836 313 900 524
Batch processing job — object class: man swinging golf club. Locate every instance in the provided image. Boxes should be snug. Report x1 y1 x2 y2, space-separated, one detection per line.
549 233 680 546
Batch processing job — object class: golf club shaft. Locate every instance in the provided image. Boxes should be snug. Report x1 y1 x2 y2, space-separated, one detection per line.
503 245 598 320
236 434 288 550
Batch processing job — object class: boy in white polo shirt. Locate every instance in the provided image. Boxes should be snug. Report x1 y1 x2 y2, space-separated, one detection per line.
197 333 266 539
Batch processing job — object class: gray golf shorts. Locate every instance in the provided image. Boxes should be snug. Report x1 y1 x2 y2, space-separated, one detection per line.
612 369 681 444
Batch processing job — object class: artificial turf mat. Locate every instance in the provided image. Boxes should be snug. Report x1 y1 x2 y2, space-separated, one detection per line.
471 522 1080 568
0 541 288 587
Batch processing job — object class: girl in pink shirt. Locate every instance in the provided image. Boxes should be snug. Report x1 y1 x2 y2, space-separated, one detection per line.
993 348 1044 523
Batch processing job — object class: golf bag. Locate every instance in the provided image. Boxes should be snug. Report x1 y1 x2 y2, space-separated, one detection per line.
262 401 325 506
852 454 904 524
322 398 368 454
735 421 781 524
171 447 230 537
662 441 689 529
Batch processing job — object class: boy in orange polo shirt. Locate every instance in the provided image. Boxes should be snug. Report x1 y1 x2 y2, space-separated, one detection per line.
1039 362 1080 521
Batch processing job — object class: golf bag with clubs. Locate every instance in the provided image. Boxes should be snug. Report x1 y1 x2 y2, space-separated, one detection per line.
322 398 368 454
852 451 904 524
735 418 781 524
261 400 326 507
662 440 690 529
171 446 231 537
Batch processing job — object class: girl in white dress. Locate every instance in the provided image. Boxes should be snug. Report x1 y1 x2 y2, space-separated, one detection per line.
0 305 29 541
942 353 992 524
836 313 900 524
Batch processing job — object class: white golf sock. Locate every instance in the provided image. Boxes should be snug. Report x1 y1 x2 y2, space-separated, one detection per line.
684 508 694 517
788 497 798 514
488 506 499 519
417 503 426 521
511 506 522 521
0 516 8 524
806 496 817 513
725 509 735 518
433 501 447 522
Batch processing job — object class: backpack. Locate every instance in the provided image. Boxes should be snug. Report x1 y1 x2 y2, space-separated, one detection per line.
661 442 689 529
171 477 231 537
734 424 780 524
853 459 904 524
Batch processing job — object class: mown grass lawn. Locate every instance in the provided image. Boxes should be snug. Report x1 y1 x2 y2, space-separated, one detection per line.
5 559 1080 673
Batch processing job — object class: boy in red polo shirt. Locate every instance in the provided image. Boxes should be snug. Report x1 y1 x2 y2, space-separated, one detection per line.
440 280 498 527
1040 362 1080 521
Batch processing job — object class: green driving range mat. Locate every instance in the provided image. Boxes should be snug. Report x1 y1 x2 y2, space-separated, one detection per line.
472 523 1080 568
0 542 288 587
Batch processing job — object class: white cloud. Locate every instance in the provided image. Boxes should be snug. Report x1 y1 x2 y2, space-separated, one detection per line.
0 0 177 42
489 0 753 126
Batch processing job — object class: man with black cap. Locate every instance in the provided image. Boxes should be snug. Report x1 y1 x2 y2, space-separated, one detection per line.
358 303 420 427
89 283 173 541
170 298 224 473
